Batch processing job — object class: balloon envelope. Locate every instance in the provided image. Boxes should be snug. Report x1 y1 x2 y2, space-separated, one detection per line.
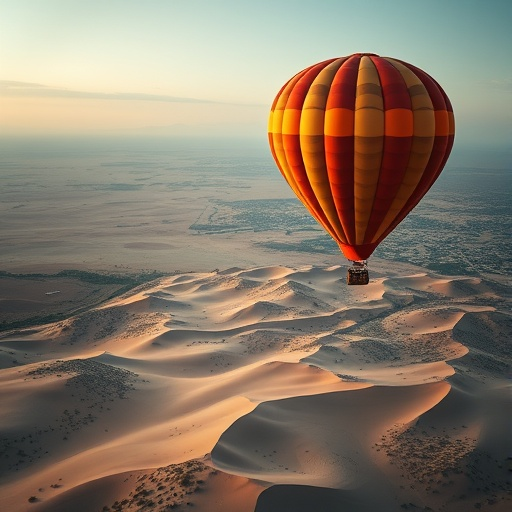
268 53 455 261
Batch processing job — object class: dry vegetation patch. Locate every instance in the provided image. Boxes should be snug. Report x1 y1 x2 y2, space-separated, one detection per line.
103 460 215 511
0 360 141 473
374 423 510 510
27 359 140 400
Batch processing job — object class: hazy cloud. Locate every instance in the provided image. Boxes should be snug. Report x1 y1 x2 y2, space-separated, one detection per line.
0 80 219 103
483 78 512 91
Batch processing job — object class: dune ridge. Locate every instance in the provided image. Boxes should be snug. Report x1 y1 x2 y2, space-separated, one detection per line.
0 264 510 511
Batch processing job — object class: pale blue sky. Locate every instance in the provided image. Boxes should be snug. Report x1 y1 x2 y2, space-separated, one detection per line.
1 0 510 147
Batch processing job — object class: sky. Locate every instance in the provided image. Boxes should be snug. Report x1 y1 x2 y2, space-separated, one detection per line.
0 0 511 148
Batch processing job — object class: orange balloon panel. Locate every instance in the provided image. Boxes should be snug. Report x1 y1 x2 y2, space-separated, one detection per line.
268 53 455 261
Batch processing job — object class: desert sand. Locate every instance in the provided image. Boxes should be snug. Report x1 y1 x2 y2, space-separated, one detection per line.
0 261 510 512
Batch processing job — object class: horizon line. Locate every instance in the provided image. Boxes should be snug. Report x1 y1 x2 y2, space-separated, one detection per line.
0 80 265 107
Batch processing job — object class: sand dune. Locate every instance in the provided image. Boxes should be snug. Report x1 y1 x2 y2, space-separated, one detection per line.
212 382 451 486
0 264 510 511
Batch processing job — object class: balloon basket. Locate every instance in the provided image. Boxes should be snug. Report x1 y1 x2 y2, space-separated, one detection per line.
347 261 369 285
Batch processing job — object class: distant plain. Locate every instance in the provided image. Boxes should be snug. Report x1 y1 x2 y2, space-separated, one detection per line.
1 137 510 275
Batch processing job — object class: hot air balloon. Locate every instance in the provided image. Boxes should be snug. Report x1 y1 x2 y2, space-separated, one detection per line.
268 53 455 284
